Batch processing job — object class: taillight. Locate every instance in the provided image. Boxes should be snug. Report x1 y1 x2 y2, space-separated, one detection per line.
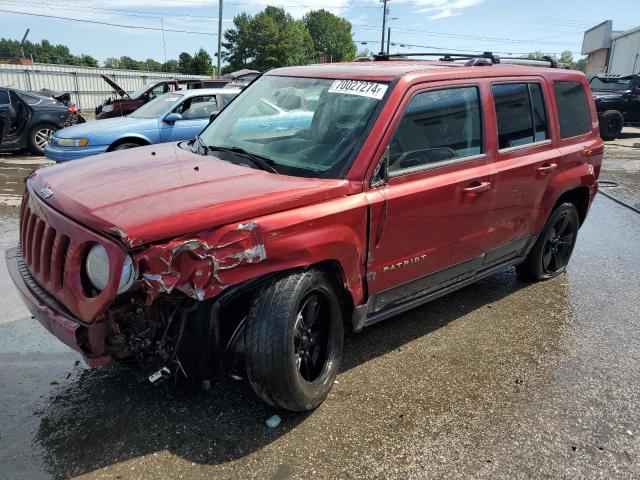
68 106 78 114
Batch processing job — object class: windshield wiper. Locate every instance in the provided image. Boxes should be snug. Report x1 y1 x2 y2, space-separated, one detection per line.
207 145 279 174
193 134 209 155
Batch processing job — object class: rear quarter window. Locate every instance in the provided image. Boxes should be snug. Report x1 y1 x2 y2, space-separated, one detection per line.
553 81 591 138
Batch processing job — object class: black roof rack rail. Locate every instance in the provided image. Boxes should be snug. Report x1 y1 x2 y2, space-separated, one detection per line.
374 51 500 63
374 51 565 69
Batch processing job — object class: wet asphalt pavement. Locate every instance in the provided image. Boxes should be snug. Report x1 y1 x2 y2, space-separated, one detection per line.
1 141 640 479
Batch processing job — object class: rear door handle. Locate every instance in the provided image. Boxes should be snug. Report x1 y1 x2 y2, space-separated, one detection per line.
536 163 558 175
462 181 491 194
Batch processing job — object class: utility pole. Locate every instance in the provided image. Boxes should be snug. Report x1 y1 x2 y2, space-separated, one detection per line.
380 0 388 54
386 27 391 55
217 0 223 78
160 19 167 68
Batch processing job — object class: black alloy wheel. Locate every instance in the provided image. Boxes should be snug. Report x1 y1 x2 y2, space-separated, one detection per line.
540 210 578 276
517 203 580 281
293 292 332 382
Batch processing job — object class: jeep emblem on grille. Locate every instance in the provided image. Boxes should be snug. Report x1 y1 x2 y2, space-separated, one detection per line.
40 186 54 199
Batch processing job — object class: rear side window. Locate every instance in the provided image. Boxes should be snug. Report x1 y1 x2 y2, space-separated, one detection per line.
492 83 549 149
389 86 482 173
553 81 591 138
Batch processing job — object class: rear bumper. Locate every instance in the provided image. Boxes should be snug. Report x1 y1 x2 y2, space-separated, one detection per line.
44 144 108 162
5 247 111 367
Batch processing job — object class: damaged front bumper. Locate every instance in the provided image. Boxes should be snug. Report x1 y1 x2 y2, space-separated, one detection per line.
5 247 111 366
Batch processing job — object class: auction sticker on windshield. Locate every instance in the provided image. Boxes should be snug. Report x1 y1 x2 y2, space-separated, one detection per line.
328 80 388 100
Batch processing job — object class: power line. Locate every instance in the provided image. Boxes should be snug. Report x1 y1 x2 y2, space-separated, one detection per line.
0 8 219 35
0 0 230 21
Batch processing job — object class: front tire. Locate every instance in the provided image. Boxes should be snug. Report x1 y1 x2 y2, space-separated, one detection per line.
112 142 143 151
245 270 344 411
517 203 580 281
599 110 624 141
28 124 58 155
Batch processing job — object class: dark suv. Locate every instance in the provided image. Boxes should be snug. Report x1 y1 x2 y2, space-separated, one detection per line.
0 87 85 154
590 74 640 140
7 53 603 411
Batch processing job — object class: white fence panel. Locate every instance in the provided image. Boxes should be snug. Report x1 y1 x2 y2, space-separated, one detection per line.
0 62 209 111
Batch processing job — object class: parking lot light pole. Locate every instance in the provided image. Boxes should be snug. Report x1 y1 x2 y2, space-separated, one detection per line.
217 0 223 78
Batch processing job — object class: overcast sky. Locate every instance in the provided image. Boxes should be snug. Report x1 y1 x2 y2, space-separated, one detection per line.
1 0 639 65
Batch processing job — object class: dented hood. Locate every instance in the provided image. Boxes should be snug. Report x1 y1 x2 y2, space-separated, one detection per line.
29 142 353 247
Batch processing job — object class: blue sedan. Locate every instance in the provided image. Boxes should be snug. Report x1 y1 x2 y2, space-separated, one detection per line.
45 88 241 162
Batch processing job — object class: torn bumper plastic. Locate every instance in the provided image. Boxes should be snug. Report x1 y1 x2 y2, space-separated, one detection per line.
5 247 111 366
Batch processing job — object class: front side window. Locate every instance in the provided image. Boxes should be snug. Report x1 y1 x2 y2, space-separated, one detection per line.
175 95 218 120
388 86 482 173
553 81 591 138
493 83 549 149
199 75 387 178
0 89 9 104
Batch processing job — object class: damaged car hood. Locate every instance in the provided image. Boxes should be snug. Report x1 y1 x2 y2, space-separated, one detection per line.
28 142 353 247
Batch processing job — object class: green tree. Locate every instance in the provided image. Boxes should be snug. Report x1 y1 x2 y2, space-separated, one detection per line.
144 58 163 71
77 54 98 67
302 9 356 63
189 48 214 75
103 57 120 68
222 6 313 72
163 59 180 72
178 52 193 74
222 12 253 72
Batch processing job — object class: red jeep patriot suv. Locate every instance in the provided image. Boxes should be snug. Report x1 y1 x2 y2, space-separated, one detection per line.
7 53 603 411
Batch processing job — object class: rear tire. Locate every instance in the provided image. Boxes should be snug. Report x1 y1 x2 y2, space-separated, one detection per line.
245 270 344 411
28 123 58 155
599 110 624 141
516 203 580 281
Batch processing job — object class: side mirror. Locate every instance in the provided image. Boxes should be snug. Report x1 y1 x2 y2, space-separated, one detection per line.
164 112 182 124
370 145 390 188
209 111 219 123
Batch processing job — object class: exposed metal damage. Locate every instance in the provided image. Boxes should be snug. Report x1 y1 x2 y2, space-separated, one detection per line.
135 221 267 304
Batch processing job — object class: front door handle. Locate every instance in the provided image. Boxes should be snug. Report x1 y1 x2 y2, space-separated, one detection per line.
536 163 558 175
462 181 491 194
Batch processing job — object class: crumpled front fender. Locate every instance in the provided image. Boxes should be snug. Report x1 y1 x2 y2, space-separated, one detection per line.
135 221 266 302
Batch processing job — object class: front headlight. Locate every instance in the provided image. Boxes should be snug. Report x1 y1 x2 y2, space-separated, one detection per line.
102 104 113 113
86 244 136 294
57 138 89 147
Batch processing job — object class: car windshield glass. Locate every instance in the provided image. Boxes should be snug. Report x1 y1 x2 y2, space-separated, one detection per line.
129 93 182 119
590 77 633 91
219 93 238 109
129 83 156 99
199 75 388 178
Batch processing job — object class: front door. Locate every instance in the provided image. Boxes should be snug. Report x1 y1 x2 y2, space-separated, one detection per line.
163 94 218 142
366 82 496 314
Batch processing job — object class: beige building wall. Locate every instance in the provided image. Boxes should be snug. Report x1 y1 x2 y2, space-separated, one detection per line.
585 48 609 76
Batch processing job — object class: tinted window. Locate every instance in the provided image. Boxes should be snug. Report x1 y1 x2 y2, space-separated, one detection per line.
389 86 482 173
530 84 548 142
0 89 9 104
553 81 591 138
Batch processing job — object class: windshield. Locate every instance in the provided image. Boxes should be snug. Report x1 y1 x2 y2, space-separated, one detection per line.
130 92 182 119
198 75 388 178
590 77 633 91
129 83 156 99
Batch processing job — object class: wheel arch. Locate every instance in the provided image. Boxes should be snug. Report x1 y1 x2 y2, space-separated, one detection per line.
107 136 150 151
552 186 590 226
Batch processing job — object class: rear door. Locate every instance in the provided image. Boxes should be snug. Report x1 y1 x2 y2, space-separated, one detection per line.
365 81 497 314
485 78 562 259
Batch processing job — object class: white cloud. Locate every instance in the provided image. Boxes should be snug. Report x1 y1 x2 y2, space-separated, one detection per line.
382 0 483 21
